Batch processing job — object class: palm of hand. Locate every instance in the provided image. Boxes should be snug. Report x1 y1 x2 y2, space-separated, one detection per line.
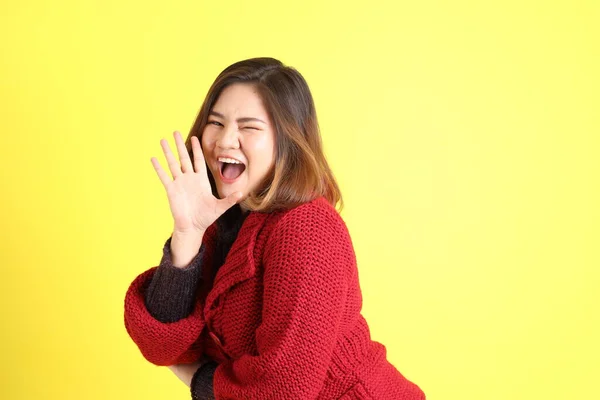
151 131 242 235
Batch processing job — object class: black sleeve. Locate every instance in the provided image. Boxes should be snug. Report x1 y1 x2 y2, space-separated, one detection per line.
144 236 205 323
191 361 218 400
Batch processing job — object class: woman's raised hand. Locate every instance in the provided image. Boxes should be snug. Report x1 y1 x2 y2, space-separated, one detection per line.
151 131 242 267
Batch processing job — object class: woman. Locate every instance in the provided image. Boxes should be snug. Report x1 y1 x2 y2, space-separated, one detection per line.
124 57 425 399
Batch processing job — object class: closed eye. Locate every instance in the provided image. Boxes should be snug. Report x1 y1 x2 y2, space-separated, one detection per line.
242 126 260 130
207 120 223 127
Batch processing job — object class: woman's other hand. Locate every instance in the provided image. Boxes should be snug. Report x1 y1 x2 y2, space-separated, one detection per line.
167 361 203 387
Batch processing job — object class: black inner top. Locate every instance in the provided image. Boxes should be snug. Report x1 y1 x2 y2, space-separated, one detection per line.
212 204 249 279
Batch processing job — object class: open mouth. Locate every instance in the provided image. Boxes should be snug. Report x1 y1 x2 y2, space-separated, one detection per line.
218 158 246 181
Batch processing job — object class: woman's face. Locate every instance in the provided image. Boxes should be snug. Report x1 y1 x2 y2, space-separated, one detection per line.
201 82 276 203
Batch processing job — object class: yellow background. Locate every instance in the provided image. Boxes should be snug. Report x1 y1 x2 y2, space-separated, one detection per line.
1 1 598 399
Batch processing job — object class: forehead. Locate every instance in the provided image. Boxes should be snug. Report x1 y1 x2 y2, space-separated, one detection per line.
212 83 269 118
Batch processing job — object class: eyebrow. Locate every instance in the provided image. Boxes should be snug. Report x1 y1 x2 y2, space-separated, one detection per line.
209 111 267 124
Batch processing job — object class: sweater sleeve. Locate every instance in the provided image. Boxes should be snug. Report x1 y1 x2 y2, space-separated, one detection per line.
191 361 218 400
144 236 205 323
124 234 214 366
211 205 352 399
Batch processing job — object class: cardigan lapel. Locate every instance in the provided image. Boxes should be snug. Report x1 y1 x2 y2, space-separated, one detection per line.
204 211 267 316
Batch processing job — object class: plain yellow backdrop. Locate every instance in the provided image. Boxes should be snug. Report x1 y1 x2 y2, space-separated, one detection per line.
1 1 598 399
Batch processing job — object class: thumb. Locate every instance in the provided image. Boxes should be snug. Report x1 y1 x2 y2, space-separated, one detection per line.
215 191 243 214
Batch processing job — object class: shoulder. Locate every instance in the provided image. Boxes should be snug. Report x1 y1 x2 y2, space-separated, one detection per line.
263 197 354 260
273 196 346 234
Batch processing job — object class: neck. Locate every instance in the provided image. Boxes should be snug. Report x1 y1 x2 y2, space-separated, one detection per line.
239 201 251 214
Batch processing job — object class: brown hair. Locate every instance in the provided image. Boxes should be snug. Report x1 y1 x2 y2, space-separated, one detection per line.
184 57 343 212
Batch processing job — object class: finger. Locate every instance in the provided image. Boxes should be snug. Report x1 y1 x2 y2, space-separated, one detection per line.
215 191 243 215
150 157 171 189
174 131 193 173
190 136 208 176
160 138 182 179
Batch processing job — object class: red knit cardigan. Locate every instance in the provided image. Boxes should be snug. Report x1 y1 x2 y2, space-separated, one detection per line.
124 197 425 399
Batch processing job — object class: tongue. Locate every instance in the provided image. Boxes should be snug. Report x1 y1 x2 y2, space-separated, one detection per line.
222 163 245 180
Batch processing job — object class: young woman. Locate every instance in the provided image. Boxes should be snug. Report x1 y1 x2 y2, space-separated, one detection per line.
124 57 425 399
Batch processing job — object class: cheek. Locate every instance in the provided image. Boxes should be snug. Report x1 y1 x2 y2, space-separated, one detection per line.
199 134 215 168
200 130 211 148
249 134 276 159
201 132 217 155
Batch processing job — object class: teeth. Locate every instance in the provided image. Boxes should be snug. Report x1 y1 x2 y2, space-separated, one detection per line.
218 157 243 164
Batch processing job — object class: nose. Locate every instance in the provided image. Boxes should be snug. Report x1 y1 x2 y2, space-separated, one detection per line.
216 124 240 149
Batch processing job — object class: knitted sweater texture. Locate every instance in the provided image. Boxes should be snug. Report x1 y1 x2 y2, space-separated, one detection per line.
145 205 248 398
124 197 425 399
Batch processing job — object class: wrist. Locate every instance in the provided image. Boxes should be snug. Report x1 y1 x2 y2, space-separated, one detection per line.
172 229 205 244
170 231 204 269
